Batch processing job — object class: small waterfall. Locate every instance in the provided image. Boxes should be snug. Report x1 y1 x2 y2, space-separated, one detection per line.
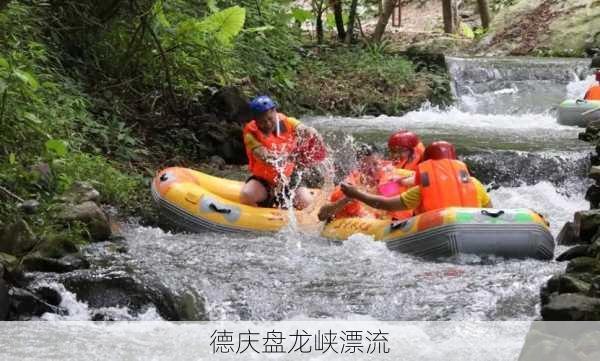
445 56 592 114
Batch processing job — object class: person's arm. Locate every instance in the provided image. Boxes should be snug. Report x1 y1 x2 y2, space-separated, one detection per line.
318 197 353 222
472 177 493 208
245 133 287 163
340 183 408 211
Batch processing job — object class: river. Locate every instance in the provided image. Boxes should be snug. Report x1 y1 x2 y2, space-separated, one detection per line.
35 56 596 321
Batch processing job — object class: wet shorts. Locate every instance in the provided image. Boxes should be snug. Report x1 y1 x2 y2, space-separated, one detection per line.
246 174 299 208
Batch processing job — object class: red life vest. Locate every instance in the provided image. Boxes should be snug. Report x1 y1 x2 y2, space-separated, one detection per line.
243 113 297 185
584 85 600 101
415 159 478 213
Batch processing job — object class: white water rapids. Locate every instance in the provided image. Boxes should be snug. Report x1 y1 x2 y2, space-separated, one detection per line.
41 57 595 321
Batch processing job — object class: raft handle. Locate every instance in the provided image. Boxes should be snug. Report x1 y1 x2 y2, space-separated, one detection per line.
576 99 586 104
481 209 504 218
209 203 232 214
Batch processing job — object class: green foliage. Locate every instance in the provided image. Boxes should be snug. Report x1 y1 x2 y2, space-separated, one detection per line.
294 46 420 116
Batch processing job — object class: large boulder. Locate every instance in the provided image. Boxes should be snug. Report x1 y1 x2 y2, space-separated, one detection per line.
56 181 100 204
542 293 600 320
0 219 37 257
22 252 89 273
566 257 600 275
208 87 252 124
8 287 62 320
555 245 589 262
56 201 111 242
60 269 207 321
574 210 600 243
586 184 600 210
556 222 581 246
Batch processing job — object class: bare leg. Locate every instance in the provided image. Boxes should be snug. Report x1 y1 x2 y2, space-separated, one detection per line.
294 186 313 210
240 179 269 207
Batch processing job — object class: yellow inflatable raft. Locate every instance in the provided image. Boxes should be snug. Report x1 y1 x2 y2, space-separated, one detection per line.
152 167 555 260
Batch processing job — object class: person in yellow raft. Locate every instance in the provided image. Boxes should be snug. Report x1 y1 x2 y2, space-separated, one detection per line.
240 95 324 210
340 141 492 214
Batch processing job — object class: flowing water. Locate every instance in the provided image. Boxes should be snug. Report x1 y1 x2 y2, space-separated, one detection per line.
36 57 597 321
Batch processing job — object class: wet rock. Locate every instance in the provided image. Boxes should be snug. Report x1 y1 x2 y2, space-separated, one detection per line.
556 245 589 262
586 184 600 209
8 287 62 320
57 201 111 241
57 181 100 204
61 269 207 320
566 257 600 275
541 293 600 320
587 236 600 258
32 286 62 307
589 166 600 183
18 199 40 215
589 276 600 298
574 209 600 243
22 252 89 273
546 274 591 296
36 237 79 259
0 266 8 320
556 222 581 246
0 219 37 256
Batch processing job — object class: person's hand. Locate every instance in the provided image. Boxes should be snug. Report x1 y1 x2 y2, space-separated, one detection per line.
340 182 361 199
398 175 415 187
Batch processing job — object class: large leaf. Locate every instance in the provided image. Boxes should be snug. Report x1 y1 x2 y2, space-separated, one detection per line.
197 6 246 45
0 56 8 69
13 69 39 90
291 7 312 24
45 139 68 157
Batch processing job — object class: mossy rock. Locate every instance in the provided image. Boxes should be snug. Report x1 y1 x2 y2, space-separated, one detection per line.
35 236 81 259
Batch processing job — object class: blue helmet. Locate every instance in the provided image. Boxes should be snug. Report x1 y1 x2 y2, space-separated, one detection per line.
249 95 277 114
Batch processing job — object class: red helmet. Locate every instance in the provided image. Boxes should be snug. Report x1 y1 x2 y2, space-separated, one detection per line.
424 141 457 160
388 131 419 151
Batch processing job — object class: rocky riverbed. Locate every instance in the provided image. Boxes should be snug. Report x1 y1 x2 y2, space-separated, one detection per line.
540 120 600 320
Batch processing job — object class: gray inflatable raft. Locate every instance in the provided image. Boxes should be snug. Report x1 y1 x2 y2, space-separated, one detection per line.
557 99 600 127
383 208 555 260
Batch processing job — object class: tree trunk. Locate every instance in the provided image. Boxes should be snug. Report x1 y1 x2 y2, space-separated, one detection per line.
477 0 491 29
345 0 359 44
442 0 454 34
372 0 397 42
316 11 324 44
330 0 346 40
312 0 326 44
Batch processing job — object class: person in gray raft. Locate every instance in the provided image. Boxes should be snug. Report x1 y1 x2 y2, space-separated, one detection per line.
339 141 493 213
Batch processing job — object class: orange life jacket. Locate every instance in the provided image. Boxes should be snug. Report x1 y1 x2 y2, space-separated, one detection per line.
243 113 297 185
585 85 600 101
393 142 425 171
415 159 478 213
